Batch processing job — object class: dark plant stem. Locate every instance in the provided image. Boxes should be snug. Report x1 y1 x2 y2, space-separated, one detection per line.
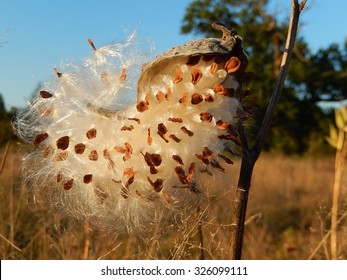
229 0 307 260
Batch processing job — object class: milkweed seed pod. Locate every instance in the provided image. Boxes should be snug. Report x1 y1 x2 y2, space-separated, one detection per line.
14 23 249 233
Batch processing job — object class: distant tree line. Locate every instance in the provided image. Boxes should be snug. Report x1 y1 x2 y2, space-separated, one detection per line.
0 94 18 146
181 0 346 154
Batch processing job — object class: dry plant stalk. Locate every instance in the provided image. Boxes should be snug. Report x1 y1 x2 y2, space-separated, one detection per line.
228 0 308 259
325 105 347 259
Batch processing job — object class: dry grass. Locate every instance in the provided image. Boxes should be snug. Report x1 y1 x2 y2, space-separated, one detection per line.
1 144 346 259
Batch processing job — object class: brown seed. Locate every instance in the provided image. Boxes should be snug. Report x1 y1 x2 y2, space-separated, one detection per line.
147 128 152 146
83 174 93 184
200 112 213 123
56 136 69 150
121 187 129 199
181 126 194 137
128 117 141 124
218 134 236 140
213 84 226 95
120 68 127 81
173 68 183 84
56 172 63 183
179 93 188 106
205 94 214 103
41 145 54 157
191 93 203 105
218 154 234 164
195 154 210 165
174 166 189 185
86 128 97 139
224 56 241 73
54 68 62 78
74 143 86 154
147 177 164 192
162 191 170 203
210 62 218 75
186 55 201 66
123 142 133 161
158 123 169 143
88 150 98 161
156 91 164 103
121 125 134 131
168 117 183 123
172 154 184 165
34 133 49 146
191 68 202 85
187 162 195 182
63 179 74 190
151 153 162 166
169 134 181 143
136 100 149 112
210 159 225 172
123 167 135 178
125 175 135 187
216 120 230 130
56 151 68 161
94 186 108 203
40 90 53 98
202 147 215 159
165 87 172 101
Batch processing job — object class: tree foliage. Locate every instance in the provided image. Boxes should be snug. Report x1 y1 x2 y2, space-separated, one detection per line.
181 0 347 154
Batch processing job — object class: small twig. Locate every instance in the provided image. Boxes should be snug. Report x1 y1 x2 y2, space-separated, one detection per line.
0 232 22 252
229 0 307 260
97 242 123 260
0 141 10 175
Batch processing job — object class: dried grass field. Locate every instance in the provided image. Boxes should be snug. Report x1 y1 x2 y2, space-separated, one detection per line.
1 144 346 260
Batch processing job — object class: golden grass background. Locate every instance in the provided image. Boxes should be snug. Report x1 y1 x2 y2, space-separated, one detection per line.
1 144 346 259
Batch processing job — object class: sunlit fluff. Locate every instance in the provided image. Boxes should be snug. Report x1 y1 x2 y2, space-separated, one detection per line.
14 29 247 233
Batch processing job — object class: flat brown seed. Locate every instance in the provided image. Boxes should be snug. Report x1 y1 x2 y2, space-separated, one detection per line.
216 120 230 130
56 172 63 183
191 93 203 105
63 179 74 190
174 166 189 185
83 174 93 184
125 176 135 187
147 177 164 192
86 128 97 139
40 90 53 98
224 56 241 73
74 143 86 154
187 162 195 182
213 84 226 95
191 68 202 85
56 136 69 150
88 150 98 161
94 186 108 203
147 128 152 146
168 117 183 123
218 154 234 164
156 91 164 103
181 126 194 137
123 167 135 178
165 88 172 101
136 100 149 112
169 134 181 143
200 112 213 123
173 68 183 84
202 147 215 159
128 117 141 124
56 151 68 161
34 133 49 146
205 94 214 103
121 125 134 131
210 62 218 75
179 93 188 105
172 154 184 165
210 159 225 173
120 68 127 81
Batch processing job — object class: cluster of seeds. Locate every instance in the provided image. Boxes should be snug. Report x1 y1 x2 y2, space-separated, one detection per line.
15 26 249 231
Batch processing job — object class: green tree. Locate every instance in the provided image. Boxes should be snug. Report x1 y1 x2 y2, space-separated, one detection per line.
181 0 346 154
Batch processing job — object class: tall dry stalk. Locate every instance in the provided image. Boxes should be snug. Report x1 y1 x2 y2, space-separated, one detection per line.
229 0 308 259
326 105 347 259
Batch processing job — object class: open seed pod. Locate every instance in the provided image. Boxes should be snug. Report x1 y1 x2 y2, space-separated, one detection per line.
15 23 249 234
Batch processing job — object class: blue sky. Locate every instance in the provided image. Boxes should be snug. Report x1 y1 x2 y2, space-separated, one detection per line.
0 0 346 110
